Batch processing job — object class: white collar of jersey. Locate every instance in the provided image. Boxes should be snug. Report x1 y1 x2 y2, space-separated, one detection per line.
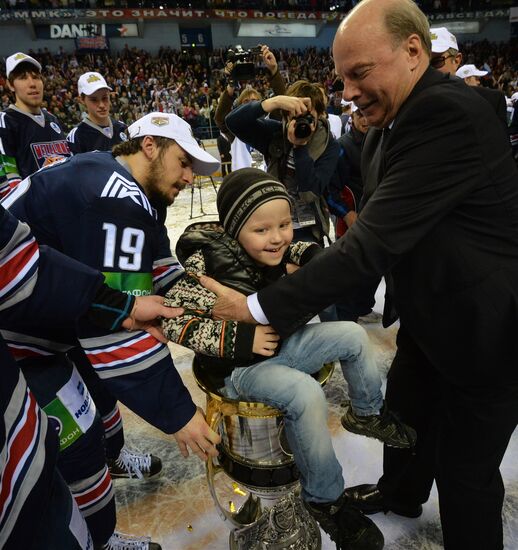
115 155 133 176
84 117 113 138
9 104 45 127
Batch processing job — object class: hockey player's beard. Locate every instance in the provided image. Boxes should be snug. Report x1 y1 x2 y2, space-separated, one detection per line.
145 158 174 208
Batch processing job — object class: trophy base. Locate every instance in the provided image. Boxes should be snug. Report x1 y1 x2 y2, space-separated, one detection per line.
229 492 321 550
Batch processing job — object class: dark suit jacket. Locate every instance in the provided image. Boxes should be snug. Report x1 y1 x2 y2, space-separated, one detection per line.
257 67 518 385
472 85 508 129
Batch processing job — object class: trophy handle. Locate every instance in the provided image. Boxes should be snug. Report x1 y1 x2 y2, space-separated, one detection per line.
206 409 262 529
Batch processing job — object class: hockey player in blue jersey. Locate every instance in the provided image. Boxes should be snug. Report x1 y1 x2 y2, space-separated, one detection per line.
0 52 72 198
3 112 221 550
0 204 187 550
66 70 164 486
67 71 128 155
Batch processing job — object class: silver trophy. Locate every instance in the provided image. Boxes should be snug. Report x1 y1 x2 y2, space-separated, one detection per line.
193 360 334 550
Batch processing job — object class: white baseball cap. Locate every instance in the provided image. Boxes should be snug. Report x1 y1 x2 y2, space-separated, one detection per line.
128 112 220 176
430 27 458 53
78 72 112 96
456 64 488 79
6 52 42 78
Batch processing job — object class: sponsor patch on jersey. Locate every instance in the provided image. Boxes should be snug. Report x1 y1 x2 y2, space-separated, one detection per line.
151 116 169 127
120 132 128 141
50 121 62 134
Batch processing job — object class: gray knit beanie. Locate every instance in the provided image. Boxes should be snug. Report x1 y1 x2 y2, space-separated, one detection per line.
217 168 291 239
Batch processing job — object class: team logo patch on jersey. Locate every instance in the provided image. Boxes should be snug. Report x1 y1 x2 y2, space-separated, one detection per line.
50 121 62 134
42 155 67 168
120 132 128 141
151 117 169 127
101 171 153 216
31 140 72 168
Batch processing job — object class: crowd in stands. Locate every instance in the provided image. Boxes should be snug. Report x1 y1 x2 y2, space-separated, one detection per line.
0 0 513 11
0 40 516 133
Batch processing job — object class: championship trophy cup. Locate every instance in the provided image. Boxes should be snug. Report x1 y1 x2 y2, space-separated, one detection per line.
193 359 334 549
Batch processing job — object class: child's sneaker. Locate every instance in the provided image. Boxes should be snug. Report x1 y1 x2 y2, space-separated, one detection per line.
107 446 162 479
341 403 417 448
305 492 384 550
102 531 161 549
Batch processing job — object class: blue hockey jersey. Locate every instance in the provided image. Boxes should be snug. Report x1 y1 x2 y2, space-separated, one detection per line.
0 205 99 549
0 106 72 197
4 152 194 434
66 117 128 154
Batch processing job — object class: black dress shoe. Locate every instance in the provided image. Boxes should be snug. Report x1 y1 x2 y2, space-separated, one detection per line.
344 484 423 518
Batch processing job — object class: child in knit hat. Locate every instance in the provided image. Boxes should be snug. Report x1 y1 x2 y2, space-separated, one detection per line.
162 168 414 549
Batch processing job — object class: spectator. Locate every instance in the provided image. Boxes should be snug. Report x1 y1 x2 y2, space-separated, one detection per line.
455 63 488 86
226 79 340 246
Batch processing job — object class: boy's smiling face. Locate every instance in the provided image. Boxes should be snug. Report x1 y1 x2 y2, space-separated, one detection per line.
237 199 293 267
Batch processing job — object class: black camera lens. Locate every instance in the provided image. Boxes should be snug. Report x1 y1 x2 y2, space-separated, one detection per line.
294 114 314 139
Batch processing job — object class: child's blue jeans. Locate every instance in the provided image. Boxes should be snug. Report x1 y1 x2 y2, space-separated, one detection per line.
225 321 383 503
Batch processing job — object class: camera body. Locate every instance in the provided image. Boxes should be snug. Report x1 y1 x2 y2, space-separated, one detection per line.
226 45 262 81
293 114 315 139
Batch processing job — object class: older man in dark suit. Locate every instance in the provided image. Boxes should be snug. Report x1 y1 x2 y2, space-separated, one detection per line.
201 1 518 548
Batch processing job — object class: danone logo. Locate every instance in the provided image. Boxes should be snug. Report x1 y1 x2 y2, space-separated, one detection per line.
151 116 169 126
87 74 101 83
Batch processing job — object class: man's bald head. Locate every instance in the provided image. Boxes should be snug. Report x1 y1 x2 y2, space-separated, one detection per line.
337 0 431 58
332 0 430 128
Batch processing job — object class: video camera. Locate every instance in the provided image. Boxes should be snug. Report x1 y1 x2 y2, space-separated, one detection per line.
226 45 262 81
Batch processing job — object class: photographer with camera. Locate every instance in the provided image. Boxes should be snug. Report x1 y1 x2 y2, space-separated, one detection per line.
215 45 286 173
226 79 340 246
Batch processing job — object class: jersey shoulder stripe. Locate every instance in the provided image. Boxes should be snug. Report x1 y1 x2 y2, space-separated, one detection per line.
67 127 77 143
100 171 153 216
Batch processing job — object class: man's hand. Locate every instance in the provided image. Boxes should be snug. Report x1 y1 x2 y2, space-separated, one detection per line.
121 295 184 343
173 408 221 461
252 325 280 356
199 275 256 323
261 95 311 118
261 44 278 75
